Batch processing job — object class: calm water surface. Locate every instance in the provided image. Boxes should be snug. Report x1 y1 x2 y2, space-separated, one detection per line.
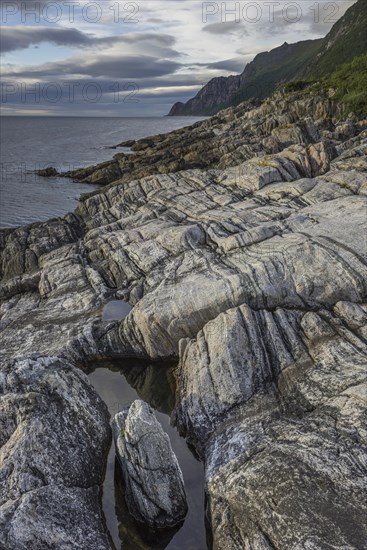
0 116 205 228
89 362 208 550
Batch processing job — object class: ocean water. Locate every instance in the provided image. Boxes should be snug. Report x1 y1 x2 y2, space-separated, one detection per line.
0 116 205 229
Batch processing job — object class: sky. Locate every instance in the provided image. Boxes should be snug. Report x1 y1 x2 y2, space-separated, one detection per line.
0 0 357 116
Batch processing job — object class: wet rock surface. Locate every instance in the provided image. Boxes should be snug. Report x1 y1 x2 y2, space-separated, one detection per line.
1 93 367 548
112 400 187 529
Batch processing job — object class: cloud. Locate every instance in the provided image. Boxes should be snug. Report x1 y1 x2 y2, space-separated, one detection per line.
1 26 94 52
202 20 248 35
2 53 182 79
70 55 182 79
0 26 179 55
206 57 245 73
146 18 164 23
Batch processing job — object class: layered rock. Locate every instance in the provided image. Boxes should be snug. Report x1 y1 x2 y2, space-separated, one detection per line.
1 93 367 548
173 303 367 548
38 92 350 187
112 400 187 529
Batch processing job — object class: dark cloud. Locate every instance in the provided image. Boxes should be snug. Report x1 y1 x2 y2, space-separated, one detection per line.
72 56 182 79
206 57 245 73
2 54 182 79
1 26 94 52
146 18 164 23
202 21 248 35
0 26 179 54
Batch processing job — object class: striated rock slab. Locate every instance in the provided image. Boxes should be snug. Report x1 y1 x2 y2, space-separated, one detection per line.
173 302 367 548
1 94 367 548
112 400 187 529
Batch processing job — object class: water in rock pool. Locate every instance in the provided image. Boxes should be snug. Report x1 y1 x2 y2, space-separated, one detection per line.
0 116 205 229
89 361 208 550
103 301 133 321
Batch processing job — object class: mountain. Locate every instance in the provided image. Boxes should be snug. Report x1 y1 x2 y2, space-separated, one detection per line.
169 40 321 116
302 0 367 79
168 74 242 117
169 0 366 116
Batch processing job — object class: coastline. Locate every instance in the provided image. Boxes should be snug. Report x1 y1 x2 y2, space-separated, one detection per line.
0 116 206 230
1 91 367 549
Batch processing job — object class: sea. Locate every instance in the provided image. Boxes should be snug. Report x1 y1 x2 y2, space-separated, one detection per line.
0 116 205 229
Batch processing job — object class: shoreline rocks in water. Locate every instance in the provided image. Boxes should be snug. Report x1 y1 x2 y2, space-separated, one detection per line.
1 90 367 548
108 139 137 150
112 400 188 529
36 91 352 188
35 166 59 177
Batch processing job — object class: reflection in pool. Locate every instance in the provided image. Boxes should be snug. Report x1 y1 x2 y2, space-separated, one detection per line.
89 361 208 550
103 301 132 321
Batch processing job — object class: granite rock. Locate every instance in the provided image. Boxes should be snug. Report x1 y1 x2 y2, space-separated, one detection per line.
1 93 367 548
112 400 187 529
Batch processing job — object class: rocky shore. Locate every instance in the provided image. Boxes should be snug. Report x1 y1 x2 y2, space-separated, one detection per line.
1 91 367 549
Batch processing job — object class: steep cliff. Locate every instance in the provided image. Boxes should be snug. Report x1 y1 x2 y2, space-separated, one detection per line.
169 0 366 116
169 40 321 116
169 74 242 116
303 0 367 79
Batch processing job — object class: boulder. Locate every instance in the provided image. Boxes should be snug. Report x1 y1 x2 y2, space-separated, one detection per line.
112 400 187 529
36 166 58 177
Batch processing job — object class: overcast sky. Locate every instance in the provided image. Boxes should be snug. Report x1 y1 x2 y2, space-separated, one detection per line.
0 0 357 116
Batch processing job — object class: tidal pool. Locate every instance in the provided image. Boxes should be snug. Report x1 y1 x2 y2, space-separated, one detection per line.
89 360 208 550
103 301 133 321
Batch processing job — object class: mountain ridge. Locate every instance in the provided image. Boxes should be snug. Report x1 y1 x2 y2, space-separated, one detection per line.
169 39 322 116
169 0 366 116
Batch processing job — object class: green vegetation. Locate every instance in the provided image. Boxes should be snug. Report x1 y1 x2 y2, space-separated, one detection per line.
303 0 367 80
327 54 367 115
231 39 323 107
284 54 367 116
284 80 315 93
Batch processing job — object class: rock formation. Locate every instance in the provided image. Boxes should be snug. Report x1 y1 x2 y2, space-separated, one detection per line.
1 91 367 548
39 91 346 187
112 400 187 529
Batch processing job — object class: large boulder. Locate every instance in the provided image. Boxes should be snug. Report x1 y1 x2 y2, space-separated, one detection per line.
0 357 111 550
112 400 188 529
